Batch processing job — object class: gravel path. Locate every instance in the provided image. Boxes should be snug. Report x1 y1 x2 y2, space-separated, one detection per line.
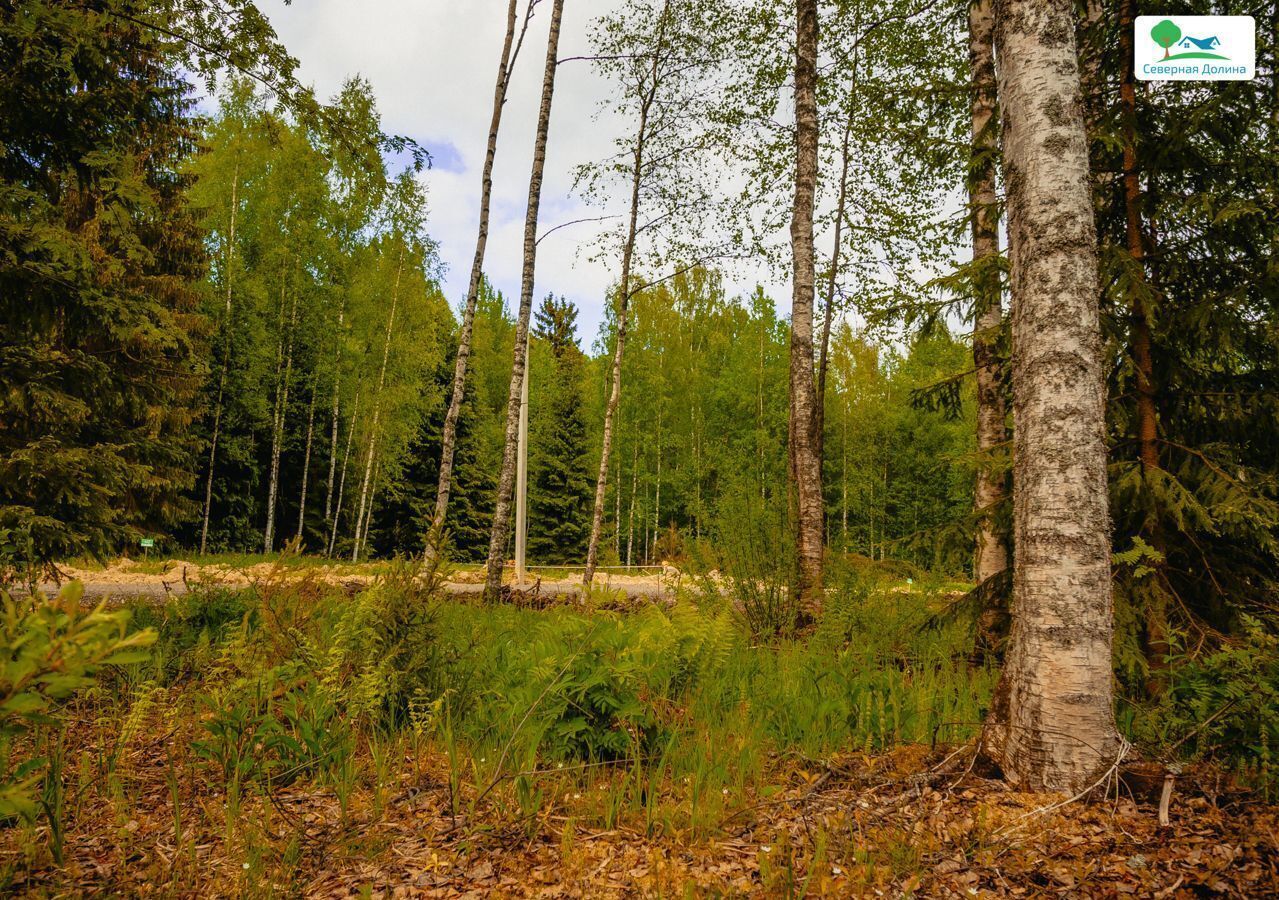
33 576 671 605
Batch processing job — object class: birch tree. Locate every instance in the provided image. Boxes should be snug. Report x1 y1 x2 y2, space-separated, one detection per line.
981 0 1121 793
427 0 538 560
201 157 238 555
483 0 567 602
581 0 674 585
968 0 1008 584
788 0 825 610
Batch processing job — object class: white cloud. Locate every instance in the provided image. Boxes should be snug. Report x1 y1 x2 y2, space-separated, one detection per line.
259 0 652 341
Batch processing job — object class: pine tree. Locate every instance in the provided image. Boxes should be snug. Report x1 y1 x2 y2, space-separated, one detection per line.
528 295 592 563
0 0 205 571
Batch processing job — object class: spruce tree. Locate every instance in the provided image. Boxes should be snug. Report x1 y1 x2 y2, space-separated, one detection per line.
1083 7 1279 688
0 1 205 571
528 295 592 564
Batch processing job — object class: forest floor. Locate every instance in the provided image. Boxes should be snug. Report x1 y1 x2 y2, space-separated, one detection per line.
4 728 1275 897
6 567 1277 896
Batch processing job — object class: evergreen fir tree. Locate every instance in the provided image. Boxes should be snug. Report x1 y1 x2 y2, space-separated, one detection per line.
528 295 592 564
1082 7 1279 689
0 1 206 571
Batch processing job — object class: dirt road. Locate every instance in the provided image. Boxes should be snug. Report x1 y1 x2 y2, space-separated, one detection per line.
32 557 674 605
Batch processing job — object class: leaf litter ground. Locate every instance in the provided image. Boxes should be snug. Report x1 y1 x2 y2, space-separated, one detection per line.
3 713 1275 898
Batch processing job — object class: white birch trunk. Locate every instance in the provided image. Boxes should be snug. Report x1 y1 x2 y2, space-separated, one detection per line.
983 0 1122 793
583 0 670 585
483 0 566 602
789 0 824 610
200 161 238 555
296 378 317 544
324 305 346 534
328 389 360 558
264 279 298 554
970 0 1010 584
428 0 533 559
352 252 404 562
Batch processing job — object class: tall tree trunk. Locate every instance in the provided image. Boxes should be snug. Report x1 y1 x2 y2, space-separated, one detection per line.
324 305 346 538
816 19 860 456
264 278 298 554
1118 0 1158 473
200 161 238 555
653 413 661 551
352 252 404 562
757 319 766 496
296 376 317 544
626 441 638 567
360 460 380 557
789 0 824 611
583 0 670 585
1118 0 1169 694
483 0 566 602
969 0 1009 585
428 0 534 559
328 389 360 558
614 435 622 559
841 405 848 547
983 0 1122 793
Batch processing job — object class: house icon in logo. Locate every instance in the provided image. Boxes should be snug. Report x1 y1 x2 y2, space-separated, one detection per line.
1178 35 1221 50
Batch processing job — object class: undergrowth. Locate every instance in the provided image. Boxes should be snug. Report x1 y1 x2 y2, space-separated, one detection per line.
3 555 1276 885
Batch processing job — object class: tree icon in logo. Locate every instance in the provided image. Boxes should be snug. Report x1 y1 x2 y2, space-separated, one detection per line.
1151 19 1181 59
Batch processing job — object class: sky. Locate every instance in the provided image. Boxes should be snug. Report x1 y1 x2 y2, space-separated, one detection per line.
257 0 777 344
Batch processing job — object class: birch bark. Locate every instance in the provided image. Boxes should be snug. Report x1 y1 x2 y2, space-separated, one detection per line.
200 161 238 555
983 0 1122 793
789 0 825 611
351 252 404 562
296 377 317 543
327 389 360 558
264 277 298 554
483 0 566 602
428 0 535 559
583 0 670 585
969 0 1009 584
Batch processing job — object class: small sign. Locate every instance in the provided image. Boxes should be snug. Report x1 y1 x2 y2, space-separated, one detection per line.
1136 16 1255 81
140 537 155 548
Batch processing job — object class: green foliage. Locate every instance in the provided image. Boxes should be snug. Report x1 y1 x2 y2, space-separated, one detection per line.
128 587 254 685
185 77 451 557
1127 616 1279 796
0 0 207 573
1082 4 1279 675
192 679 352 790
437 602 736 763
528 295 593 564
696 478 797 639
0 582 154 821
307 562 441 725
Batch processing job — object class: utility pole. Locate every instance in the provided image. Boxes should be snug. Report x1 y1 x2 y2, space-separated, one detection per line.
514 329 529 588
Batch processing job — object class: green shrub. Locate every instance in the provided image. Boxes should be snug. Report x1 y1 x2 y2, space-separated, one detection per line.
192 678 353 789
308 561 441 726
1126 614 1279 795
128 587 253 685
0 583 154 820
439 602 735 764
